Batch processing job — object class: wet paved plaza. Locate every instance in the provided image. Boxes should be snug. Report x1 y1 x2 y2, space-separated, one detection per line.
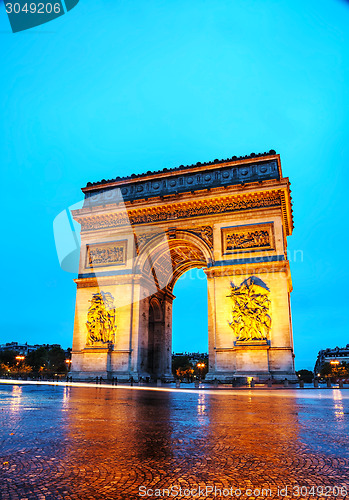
0 383 349 500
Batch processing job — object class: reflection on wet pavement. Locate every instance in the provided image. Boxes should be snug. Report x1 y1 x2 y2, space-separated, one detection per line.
0 385 348 499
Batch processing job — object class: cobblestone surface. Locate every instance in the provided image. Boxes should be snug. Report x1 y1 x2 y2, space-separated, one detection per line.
0 384 349 499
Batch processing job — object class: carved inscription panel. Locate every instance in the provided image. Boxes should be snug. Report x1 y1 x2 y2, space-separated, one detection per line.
222 223 275 255
85 240 127 268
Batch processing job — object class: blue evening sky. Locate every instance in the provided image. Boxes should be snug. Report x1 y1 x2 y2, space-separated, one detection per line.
1 0 348 370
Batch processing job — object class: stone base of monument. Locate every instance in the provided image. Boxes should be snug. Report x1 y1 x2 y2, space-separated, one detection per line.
269 372 298 382
205 340 297 383
205 372 270 383
205 371 297 383
233 340 270 347
70 369 174 383
70 371 132 382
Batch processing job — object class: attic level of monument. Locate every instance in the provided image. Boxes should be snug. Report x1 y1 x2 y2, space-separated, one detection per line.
82 151 285 204
77 152 293 237
84 149 279 188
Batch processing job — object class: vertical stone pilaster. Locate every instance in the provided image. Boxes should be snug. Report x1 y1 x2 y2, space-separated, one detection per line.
162 292 174 379
206 274 217 377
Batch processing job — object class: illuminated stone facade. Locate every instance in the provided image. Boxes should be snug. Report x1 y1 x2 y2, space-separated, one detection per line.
70 151 296 381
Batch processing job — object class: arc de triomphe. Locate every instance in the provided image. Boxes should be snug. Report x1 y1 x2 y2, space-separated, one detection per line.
70 150 296 381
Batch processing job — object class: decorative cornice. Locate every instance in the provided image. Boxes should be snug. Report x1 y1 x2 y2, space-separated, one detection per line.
204 260 293 292
84 150 278 190
83 158 280 205
76 191 282 232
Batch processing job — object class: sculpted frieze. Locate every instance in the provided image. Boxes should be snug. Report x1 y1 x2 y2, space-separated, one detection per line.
79 193 281 231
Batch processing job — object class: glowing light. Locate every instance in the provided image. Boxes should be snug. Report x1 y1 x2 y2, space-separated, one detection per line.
15 355 25 361
197 393 207 419
330 360 340 365
333 390 345 421
10 385 22 413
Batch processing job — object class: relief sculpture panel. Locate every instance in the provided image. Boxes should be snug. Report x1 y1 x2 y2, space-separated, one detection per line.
222 223 275 255
86 291 117 346
228 276 271 342
85 240 127 268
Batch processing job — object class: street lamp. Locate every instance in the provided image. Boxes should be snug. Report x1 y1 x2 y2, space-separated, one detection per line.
197 362 205 381
15 355 25 366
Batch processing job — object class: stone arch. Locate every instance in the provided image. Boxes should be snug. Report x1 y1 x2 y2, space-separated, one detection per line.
149 296 162 321
71 153 296 382
135 230 213 380
136 230 213 293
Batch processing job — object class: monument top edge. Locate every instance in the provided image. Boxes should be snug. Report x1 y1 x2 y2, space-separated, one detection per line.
83 150 280 192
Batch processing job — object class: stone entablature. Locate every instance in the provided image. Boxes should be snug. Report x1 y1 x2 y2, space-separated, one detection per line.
74 187 293 237
83 157 280 205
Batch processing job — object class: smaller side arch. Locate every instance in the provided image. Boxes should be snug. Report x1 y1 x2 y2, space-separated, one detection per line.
149 296 163 321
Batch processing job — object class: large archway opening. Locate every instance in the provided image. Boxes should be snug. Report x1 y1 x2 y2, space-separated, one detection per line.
137 231 212 380
172 268 208 382
172 268 208 354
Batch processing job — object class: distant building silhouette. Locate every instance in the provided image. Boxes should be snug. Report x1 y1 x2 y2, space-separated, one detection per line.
0 342 71 358
314 345 349 374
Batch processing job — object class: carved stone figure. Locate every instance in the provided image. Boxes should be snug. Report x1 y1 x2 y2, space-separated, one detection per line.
229 276 271 341
86 291 116 345
187 226 213 248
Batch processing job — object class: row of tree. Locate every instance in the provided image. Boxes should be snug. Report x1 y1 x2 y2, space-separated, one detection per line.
319 361 349 381
172 362 349 384
0 346 69 377
172 355 208 382
296 362 349 383
3 348 347 382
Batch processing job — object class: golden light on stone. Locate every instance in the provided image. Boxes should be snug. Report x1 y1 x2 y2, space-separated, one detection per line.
228 276 271 342
86 291 117 346
70 152 296 382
